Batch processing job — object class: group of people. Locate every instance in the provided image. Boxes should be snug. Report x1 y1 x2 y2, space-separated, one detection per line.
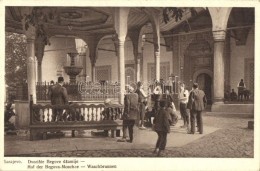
118 81 207 157
48 77 208 157
224 79 250 102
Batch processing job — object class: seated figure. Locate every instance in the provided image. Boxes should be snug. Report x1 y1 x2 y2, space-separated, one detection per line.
224 90 230 101
166 101 178 126
230 89 237 101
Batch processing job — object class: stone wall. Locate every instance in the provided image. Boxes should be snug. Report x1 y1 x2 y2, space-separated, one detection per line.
14 100 106 129
230 28 254 93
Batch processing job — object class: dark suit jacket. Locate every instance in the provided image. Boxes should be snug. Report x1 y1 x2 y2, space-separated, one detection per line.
187 89 207 111
123 92 139 120
49 83 68 105
154 108 171 133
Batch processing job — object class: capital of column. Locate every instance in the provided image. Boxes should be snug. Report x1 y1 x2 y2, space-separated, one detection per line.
91 61 96 67
27 56 35 63
24 24 36 39
155 51 160 57
135 53 142 64
212 30 226 41
118 39 125 46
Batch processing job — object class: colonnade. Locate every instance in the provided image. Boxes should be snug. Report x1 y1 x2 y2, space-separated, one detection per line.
25 7 232 106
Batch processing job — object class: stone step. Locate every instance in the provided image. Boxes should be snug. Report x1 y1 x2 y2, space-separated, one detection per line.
211 104 254 114
205 112 254 118
5 130 17 135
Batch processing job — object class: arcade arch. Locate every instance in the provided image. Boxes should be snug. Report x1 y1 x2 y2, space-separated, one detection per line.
183 36 213 86
42 36 89 83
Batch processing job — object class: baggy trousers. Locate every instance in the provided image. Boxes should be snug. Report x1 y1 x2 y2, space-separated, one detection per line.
155 131 167 150
139 103 146 126
122 120 135 141
180 103 189 125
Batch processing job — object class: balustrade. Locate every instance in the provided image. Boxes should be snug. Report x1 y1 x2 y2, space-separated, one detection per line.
29 94 124 140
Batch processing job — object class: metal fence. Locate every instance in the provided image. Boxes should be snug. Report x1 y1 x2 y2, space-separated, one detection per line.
16 82 120 101
15 81 177 102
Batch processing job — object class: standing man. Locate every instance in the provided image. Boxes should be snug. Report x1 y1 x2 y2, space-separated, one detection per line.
153 81 162 113
135 81 148 129
118 86 139 143
178 83 189 129
153 100 171 157
49 77 68 121
187 83 207 134
237 79 246 101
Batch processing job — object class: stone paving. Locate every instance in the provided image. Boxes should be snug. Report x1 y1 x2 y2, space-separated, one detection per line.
4 114 254 158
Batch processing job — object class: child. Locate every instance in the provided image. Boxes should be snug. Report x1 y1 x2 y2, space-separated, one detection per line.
153 100 171 157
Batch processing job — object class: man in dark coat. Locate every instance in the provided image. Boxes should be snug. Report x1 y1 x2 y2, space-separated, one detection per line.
49 77 68 121
153 100 171 157
118 86 139 143
187 83 207 134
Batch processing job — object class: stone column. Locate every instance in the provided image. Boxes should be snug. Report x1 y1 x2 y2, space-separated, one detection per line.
118 38 126 104
26 38 37 104
141 47 144 81
80 53 87 81
37 61 41 82
35 40 45 83
143 8 161 82
136 53 141 82
114 7 130 104
91 61 96 82
212 30 226 104
128 29 142 83
224 32 231 91
155 51 160 81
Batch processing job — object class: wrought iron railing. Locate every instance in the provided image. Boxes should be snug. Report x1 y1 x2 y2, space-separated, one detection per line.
16 81 177 102
16 82 121 101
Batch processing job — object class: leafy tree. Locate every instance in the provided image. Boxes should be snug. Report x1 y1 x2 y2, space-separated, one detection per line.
163 7 199 32
5 32 27 91
163 7 198 24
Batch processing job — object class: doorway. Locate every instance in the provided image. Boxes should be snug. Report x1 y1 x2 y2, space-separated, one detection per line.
196 73 212 105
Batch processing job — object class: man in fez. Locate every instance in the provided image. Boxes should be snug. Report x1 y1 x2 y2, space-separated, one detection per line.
49 76 68 121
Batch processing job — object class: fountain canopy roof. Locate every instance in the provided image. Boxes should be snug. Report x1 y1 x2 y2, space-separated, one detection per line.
6 7 206 37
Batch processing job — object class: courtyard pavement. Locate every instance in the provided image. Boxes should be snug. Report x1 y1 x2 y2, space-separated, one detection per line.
4 113 254 158
4 120 219 156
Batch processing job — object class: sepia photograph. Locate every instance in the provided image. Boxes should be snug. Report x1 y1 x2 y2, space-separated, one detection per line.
1 1 259 171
